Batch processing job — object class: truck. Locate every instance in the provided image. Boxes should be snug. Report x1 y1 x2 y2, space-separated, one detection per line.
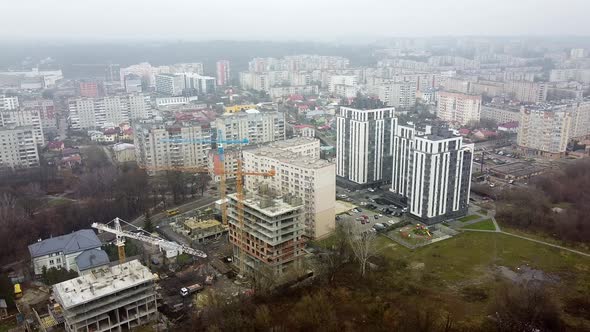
180 283 203 297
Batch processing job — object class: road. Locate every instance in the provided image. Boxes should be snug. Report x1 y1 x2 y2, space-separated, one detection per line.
131 195 218 228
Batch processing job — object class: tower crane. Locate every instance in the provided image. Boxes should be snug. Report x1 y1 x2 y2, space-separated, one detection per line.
92 217 207 263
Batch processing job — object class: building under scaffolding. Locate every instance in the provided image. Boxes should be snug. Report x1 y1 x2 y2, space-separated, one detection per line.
53 260 157 332
227 190 306 276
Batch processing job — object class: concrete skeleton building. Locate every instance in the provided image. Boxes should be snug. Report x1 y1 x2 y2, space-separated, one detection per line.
227 191 306 276
215 110 285 147
436 91 482 126
0 126 40 170
28 229 106 275
68 94 152 129
53 260 157 332
336 107 397 187
134 119 211 174
390 125 474 224
242 138 336 239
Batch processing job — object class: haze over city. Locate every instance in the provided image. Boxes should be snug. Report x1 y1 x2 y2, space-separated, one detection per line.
2 0 590 41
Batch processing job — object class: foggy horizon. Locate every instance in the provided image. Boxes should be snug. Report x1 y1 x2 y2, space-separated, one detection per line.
2 0 590 41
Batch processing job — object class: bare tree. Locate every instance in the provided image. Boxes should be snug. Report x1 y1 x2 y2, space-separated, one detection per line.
342 220 378 277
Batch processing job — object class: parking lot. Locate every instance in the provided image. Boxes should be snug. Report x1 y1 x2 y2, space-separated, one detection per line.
335 187 405 233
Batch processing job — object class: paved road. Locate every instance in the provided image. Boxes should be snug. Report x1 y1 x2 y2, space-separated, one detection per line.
131 195 218 227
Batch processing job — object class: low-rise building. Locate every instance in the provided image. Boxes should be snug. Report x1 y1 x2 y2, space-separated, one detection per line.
28 229 104 275
53 260 157 332
181 218 226 242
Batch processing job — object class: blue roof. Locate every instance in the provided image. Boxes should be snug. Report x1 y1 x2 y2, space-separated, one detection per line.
75 249 110 271
28 229 101 258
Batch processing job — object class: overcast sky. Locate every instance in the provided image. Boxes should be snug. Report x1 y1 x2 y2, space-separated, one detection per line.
1 0 589 41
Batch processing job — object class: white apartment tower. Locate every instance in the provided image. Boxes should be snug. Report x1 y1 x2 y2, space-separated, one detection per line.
134 120 211 174
436 91 482 125
391 125 474 224
155 73 185 96
0 107 44 145
378 81 417 109
336 107 397 186
242 138 336 239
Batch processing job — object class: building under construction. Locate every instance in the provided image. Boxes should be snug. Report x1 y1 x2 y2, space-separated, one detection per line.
53 260 157 332
227 190 306 276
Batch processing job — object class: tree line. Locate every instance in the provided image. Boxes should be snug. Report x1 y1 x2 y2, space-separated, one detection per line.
496 159 590 243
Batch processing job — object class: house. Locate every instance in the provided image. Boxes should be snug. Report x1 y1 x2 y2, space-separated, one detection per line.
47 141 65 152
473 129 498 140
28 229 106 276
60 154 82 169
498 121 519 133
112 143 136 163
75 248 110 275
458 128 471 136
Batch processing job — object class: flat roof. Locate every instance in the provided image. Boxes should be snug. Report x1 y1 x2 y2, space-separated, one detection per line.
184 218 221 230
53 260 154 310
228 193 302 217
245 147 333 169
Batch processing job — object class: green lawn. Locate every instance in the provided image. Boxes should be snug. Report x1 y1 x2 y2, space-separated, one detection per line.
462 219 496 231
458 214 481 223
376 232 590 283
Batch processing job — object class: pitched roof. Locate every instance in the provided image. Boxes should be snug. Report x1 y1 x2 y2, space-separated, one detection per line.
28 229 101 258
75 249 109 271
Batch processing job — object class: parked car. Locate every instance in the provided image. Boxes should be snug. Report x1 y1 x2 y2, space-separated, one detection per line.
374 215 379 220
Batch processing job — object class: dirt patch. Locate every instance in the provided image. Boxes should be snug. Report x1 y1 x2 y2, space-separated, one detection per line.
410 262 425 270
496 265 560 284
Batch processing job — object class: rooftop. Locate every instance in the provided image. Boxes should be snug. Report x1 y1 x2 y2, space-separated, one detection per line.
53 260 154 310
245 147 332 169
28 229 101 258
75 249 110 271
184 218 222 231
228 193 302 217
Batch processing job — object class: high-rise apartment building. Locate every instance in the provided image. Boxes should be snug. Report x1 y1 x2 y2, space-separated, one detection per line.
68 94 152 129
0 107 44 145
378 81 417 109
155 73 185 96
0 126 40 170
227 191 306 275
328 75 357 94
436 91 482 125
53 260 157 332
480 104 521 124
517 105 572 158
390 125 474 224
215 110 285 146
124 74 143 93
182 73 216 94
336 107 397 186
134 120 211 174
242 138 336 239
568 100 590 140
216 60 231 86
0 96 19 111
505 81 548 103
21 99 57 133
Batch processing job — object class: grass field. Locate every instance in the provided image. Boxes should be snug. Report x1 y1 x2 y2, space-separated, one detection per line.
377 232 590 282
458 214 481 223
462 219 495 231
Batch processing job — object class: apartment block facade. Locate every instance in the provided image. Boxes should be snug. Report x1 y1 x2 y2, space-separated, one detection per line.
378 81 417 109
336 107 397 186
391 126 474 224
69 94 152 129
134 120 211 174
242 138 336 239
0 126 40 170
215 110 285 146
480 104 522 124
436 91 482 126
0 106 44 145
505 81 548 103
517 105 572 157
